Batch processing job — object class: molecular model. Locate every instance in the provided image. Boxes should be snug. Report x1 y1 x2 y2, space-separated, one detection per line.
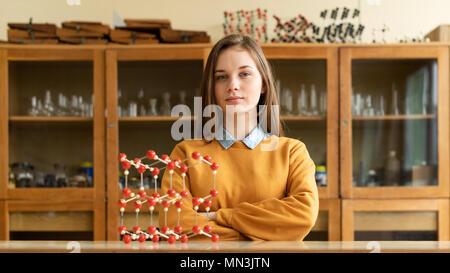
223 8 269 43
272 7 365 43
118 150 220 244
272 13 313 43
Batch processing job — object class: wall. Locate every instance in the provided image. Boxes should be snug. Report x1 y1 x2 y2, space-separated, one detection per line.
0 0 449 43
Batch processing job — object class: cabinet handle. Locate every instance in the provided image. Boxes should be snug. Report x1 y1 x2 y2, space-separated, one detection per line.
342 120 348 126
108 122 114 128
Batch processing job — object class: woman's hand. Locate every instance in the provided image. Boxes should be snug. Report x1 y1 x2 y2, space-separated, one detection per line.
198 211 217 221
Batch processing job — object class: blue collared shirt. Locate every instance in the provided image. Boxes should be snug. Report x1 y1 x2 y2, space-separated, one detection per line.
218 126 271 150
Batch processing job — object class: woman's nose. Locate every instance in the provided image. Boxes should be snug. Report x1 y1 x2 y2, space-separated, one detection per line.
227 77 239 92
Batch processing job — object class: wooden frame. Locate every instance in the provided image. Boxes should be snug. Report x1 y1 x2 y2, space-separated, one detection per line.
262 45 340 199
0 45 106 240
315 198 341 241
340 46 450 199
342 199 449 241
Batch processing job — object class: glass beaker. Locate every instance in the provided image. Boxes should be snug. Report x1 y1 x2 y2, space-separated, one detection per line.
28 96 39 116
159 92 171 116
309 84 319 116
148 98 158 116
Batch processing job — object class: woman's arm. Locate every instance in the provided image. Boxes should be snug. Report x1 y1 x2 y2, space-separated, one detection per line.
216 140 319 241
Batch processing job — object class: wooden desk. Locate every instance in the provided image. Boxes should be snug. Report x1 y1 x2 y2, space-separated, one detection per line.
1 241 450 253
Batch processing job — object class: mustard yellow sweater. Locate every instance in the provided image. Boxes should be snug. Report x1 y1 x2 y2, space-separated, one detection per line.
158 136 319 241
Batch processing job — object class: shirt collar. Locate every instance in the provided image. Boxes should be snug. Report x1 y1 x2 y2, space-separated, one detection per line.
218 126 271 150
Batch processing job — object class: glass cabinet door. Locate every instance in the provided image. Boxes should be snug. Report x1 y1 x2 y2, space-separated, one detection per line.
340 47 449 198
8 61 95 190
106 47 206 240
264 46 339 199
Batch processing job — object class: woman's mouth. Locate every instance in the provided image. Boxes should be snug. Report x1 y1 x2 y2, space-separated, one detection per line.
226 96 243 102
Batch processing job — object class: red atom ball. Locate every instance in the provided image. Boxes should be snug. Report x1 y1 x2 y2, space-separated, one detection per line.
180 191 189 198
192 225 201 234
211 162 219 171
133 226 141 234
162 200 171 208
167 162 175 170
175 200 183 208
174 225 183 234
210 189 219 197
122 188 131 197
203 199 212 207
147 225 157 234
167 189 176 197
123 234 131 244
203 225 212 233
138 234 146 243
121 161 131 170
211 234 219 242
161 154 170 161
168 235 176 244
146 150 156 160
118 153 127 161
180 234 188 243
192 151 201 159
180 164 188 173
152 192 160 199
137 164 146 174
151 167 160 176
139 190 147 198
148 197 157 206
162 226 170 234
118 226 127 234
152 234 160 242
203 155 212 162
134 201 142 209
192 197 201 206
174 158 182 164
118 199 127 208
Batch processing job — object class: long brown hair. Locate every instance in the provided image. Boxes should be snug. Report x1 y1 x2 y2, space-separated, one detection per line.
200 34 284 137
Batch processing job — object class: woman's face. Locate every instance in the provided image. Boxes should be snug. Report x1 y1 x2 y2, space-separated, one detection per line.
213 46 264 114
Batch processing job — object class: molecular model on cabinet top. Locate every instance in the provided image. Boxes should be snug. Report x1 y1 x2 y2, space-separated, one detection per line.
118 150 220 244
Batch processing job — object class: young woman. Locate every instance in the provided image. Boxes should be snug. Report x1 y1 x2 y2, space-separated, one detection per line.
159 34 318 241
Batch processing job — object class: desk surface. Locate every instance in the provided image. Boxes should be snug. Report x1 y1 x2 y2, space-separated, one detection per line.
1 241 450 253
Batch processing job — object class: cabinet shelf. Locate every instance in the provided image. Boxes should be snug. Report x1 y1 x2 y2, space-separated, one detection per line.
352 114 436 121
9 116 93 129
118 116 192 122
281 116 326 121
117 116 326 122
9 116 93 122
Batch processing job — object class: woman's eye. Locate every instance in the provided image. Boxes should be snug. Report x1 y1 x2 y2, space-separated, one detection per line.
216 75 226 80
240 72 250 77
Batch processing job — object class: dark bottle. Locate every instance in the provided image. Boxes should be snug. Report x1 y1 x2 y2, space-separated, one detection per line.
12 162 34 188
384 150 401 186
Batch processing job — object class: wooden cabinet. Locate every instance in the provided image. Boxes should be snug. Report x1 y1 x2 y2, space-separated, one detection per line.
0 45 106 240
0 43 449 242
